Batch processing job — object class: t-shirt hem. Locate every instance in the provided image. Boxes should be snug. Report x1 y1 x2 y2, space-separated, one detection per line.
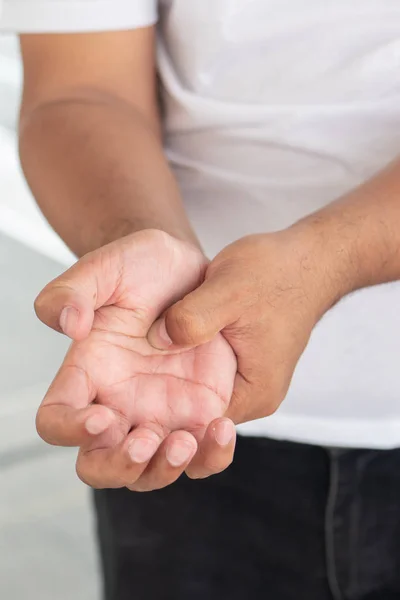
0 0 157 33
237 414 400 450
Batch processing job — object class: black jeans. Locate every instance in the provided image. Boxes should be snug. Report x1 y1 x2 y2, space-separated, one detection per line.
94 435 400 600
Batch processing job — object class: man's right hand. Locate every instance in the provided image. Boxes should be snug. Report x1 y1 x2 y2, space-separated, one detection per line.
35 230 237 491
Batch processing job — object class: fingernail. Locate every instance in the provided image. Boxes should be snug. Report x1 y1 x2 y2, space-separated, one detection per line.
60 306 80 337
85 414 108 435
128 438 158 464
166 441 195 467
214 420 235 447
157 319 173 348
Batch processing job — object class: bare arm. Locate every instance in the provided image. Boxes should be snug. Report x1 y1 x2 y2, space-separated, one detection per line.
147 158 400 424
19 28 199 257
295 160 400 303
19 29 235 489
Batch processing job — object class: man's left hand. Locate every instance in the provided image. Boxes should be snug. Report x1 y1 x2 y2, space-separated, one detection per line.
148 226 342 441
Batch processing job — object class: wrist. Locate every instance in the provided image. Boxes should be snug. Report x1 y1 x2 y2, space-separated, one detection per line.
288 195 387 312
283 216 359 318
79 217 202 257
291 162 400 302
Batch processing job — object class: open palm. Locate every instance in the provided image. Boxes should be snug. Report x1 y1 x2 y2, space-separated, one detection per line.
36 231 237 489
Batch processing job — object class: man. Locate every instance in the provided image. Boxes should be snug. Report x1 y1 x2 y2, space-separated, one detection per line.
1 1 400 598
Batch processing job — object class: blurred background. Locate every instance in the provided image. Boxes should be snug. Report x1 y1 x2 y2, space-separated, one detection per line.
0 35 100 599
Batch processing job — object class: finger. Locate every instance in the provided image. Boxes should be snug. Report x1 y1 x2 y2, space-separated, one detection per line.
185 418 236 480
128 430 197 492
147 269 243 350
36 364 114 446
35 231 207 342
37 404 117 447
34 246 124 341
76 424 166 489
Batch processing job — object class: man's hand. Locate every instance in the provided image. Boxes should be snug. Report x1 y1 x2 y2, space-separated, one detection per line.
35 230 237 490
148 226 342 427
147 161 400 430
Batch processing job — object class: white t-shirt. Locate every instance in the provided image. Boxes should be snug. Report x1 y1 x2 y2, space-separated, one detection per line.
2 0 400 449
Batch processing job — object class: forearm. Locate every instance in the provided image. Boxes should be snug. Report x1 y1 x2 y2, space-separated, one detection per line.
19 93 199 257
292 159 400 310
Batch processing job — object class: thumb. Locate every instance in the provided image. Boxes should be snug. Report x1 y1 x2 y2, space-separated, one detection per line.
147 271 243 349
34 248 122 341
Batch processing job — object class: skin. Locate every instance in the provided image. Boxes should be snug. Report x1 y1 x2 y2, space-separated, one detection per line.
19 29 198 254
19 28 236 488
36 231 237 490
149 163 400 425
20 27 400 490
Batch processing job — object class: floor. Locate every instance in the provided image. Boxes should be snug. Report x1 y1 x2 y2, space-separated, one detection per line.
0 233 100 600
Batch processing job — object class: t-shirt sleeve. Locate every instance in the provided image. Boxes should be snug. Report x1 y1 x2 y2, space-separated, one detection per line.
0 0 158 33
